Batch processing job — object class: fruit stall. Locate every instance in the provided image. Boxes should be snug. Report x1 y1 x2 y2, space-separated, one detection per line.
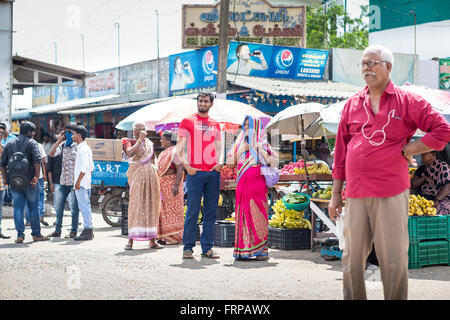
271 158 343 251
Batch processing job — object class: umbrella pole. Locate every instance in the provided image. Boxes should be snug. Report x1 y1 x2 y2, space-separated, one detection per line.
300 116 311 195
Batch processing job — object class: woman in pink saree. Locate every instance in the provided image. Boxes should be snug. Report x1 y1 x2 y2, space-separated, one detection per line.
227 115 277 261
123 122 162 250
157 131 185 245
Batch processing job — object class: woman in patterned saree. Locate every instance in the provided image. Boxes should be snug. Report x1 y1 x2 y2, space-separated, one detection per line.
411 150 450 215
227 115 277 261
157 131 185 245
123 122 163 250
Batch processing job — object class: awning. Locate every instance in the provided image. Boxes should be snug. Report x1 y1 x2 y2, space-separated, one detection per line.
13 55 96 89
227 74 361 99
12 110 32 121
57 97 174 115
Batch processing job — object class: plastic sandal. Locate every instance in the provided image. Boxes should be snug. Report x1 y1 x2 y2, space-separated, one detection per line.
201 249 220 259
183 249 194 259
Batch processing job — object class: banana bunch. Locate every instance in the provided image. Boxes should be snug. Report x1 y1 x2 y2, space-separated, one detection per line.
269 200 311 229
294 163 331 175
409 194 437 216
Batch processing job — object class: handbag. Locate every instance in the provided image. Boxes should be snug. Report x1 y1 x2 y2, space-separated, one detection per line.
258 150 279 188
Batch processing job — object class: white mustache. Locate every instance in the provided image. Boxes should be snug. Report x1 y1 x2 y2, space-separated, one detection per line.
363 72 376 77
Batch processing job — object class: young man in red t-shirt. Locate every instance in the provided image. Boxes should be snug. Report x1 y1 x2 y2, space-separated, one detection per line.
176 92 223 259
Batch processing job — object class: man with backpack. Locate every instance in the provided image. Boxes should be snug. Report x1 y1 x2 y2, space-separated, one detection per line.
47 123 80 239
0 121 49 243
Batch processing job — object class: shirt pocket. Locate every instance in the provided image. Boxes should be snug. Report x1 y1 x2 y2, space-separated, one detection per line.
348 120 365 135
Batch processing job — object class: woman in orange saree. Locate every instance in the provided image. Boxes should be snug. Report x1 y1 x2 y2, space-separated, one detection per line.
157 131 185 245
227 115 277 261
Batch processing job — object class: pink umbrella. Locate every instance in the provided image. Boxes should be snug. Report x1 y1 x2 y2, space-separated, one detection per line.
154 98 272 133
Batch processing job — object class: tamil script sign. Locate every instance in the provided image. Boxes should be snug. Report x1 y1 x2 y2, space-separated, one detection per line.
169 46 218 96
182 0 306 49
227 41 328 80
439 58 450 89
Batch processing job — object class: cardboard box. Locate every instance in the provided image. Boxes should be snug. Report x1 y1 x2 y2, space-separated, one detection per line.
86 138 123 162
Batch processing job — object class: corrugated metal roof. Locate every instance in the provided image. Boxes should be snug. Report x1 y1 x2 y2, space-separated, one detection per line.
12 110 32 121
227 74 362 98
57 97 174 115
57 94 199 115
31 95 120 115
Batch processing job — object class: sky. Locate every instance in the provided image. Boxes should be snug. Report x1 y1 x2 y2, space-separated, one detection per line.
11 0 368 110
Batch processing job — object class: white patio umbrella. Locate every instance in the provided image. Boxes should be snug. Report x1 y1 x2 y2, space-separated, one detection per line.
265 102 325 136
115 97 194 131
154 98 272 133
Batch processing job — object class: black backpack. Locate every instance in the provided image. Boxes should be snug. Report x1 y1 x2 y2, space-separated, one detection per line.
6 142 30 191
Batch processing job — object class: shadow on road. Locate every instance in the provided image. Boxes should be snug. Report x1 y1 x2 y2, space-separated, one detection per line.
115 248 159 257
170 258 221 270
0 242 31 249
223 260 279 269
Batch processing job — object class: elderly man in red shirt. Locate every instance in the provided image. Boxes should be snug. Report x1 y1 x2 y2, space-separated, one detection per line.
329 45 450 300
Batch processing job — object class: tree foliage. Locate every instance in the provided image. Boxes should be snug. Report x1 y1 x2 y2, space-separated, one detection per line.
306 1 369 50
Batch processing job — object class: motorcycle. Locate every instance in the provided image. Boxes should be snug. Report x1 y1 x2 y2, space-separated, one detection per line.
92 160 129 227
97 185 128 227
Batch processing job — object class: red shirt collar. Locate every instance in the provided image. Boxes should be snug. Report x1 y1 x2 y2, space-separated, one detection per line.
360 80 395 98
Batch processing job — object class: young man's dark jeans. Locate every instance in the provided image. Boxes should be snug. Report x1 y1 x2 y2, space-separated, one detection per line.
11 186 42 239
54 185 79 234
183 171 220 254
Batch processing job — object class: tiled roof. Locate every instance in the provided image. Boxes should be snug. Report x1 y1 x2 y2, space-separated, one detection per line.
227 74 362 98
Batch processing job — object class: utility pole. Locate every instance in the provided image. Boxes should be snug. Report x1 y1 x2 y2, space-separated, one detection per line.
409 10 417 84
114 22 120 95
155 10 160 98
52 42 57 64
409 11 417 57
323 0 328 49
217 0 230 95
80 33 85 70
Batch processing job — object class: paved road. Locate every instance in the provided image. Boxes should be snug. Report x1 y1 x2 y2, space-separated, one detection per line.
0 206 448 300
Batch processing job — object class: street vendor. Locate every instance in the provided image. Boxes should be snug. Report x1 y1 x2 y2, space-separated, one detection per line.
411 150 450 215
328 44 450 300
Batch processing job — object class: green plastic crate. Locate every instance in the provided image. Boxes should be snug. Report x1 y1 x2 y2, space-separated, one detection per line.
408 240 449 269
408 215 449 244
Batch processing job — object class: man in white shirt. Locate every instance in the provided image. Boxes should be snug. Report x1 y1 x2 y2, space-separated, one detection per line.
71 125 95 241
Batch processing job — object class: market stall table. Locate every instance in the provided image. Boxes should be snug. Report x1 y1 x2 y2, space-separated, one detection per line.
276 174 337 251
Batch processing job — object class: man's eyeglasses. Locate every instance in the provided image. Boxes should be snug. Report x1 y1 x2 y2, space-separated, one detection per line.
357 60 388 69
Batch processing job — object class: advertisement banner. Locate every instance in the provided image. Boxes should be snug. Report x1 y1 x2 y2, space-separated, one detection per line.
227 41 328 80
169 46 218 96
182 0 306 48
439 58 450 89
86 68 118 98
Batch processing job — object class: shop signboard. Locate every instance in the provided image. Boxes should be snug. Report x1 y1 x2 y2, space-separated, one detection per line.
53 82 84 103
439 58 450 89
86 68 118 97
182 0 306 49
169 46 219 96
227 41 328 80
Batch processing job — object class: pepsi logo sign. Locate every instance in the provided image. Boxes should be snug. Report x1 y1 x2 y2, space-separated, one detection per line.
202 50 215 75
276 49 294 69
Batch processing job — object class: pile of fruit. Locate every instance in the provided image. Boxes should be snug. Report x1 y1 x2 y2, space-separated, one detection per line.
283 193 309 205
312 185 333 200
221 167 237 180
409 167 417 179
269 199 311 229
409 194 437 216
280 159 330 175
